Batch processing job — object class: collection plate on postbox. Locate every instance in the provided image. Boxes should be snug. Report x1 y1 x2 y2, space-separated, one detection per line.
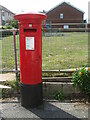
25 37 34 50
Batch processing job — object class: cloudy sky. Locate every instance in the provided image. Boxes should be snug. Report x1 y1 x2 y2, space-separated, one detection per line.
0 0 89 20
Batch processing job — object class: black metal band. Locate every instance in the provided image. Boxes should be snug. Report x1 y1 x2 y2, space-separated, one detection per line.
20 82 43 108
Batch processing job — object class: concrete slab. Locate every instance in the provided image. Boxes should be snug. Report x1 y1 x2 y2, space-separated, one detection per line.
0 99 89 119
0 85 11 89
43 82 80 97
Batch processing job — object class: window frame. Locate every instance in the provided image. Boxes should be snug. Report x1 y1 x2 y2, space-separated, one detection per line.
60 13 63 19
64 25 69 29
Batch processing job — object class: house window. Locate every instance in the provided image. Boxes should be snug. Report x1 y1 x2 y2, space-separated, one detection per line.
2 10 5 16
2 16 5 21
1 10 5 21
64 25 69 29
8 12 10 16
60 13 63 19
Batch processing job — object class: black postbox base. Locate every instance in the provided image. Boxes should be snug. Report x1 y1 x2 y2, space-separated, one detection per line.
20 82 43 108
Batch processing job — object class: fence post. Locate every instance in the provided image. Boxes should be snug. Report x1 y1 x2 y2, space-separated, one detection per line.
13 30 18 78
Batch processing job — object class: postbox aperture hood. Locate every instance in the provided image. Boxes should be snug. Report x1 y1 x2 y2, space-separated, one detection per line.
14 12 47 22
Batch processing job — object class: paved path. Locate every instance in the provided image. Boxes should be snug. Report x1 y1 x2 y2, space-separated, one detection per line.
0 99 89 119
0 73 16 88
0 73 16 82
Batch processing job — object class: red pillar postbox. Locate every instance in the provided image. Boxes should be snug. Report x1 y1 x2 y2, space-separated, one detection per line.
14 13 46 108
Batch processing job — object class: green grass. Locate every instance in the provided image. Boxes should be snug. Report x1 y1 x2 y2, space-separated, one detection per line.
2 34 19 70
42 32 88 70
2 35 15 70
2 32 88 70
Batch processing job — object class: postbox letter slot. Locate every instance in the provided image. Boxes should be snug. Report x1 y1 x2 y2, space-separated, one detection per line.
24 29 37 32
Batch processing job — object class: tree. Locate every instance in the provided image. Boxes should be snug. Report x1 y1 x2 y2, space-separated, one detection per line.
6 19 18 29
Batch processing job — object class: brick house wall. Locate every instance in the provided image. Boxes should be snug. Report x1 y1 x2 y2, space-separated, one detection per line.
46 2 84 28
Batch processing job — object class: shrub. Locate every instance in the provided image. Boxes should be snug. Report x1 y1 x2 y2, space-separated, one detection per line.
16 72 20 82
6 25 12 29
53 91 64 101
72 68 90 98
0 26 6 29
2 80 18 91
7 20 18 29
2 80 20 98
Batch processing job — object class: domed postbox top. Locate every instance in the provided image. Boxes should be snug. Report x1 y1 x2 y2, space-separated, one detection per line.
14 12 47 22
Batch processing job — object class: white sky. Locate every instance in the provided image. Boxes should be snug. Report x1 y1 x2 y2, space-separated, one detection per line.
0 0 90 20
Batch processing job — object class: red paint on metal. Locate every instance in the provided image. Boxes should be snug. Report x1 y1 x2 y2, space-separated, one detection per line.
14 13 46 85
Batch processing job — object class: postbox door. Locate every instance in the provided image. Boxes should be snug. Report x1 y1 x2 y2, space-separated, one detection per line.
20 25 42 85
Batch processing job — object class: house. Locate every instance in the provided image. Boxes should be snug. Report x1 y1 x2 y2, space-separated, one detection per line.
46 2 84 28
87 1 90 29
0 5 15 26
